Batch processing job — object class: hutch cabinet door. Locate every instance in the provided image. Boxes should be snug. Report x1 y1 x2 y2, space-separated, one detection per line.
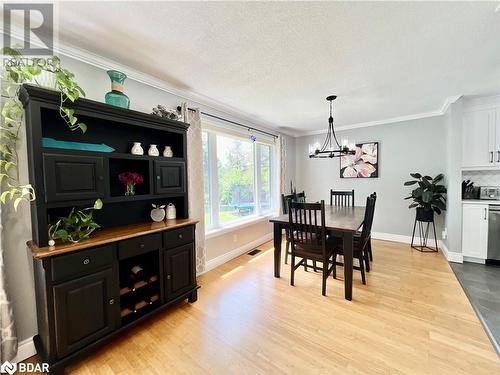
43 154 105 202
163 243 195 301
154 161 186 194
53 268 119 358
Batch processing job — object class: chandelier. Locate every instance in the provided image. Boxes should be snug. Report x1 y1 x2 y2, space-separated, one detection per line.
308 95 356 158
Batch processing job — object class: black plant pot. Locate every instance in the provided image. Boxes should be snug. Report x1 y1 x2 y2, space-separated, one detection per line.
415 207 434 223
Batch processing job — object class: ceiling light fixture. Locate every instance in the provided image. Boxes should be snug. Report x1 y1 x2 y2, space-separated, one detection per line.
308 95 356 158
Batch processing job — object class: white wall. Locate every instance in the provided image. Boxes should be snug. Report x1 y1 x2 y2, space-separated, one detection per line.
3 54 290 348
443 99 464 253
295 116 447 237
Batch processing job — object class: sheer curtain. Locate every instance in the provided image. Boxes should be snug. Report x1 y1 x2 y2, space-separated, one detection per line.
182 103 206 274
278 135 287 213
0 205 17 361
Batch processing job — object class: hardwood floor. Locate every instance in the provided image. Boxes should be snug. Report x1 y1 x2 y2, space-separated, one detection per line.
23 239 499 374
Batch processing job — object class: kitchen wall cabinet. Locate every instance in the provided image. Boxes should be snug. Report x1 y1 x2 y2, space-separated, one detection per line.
462 204 488 259
462 107 500 168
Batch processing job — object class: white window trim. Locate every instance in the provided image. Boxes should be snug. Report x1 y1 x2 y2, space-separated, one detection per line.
203 125 278 237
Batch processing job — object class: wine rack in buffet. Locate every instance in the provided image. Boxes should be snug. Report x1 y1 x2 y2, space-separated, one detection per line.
21 85 199 375
119 247 161 323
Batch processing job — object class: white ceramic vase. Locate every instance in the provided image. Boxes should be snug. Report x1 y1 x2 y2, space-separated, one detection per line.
148 144 159 156
131 142 144 155
165 203 176 219
163 146 173 157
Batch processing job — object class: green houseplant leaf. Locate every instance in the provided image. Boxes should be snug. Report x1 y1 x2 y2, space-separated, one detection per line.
48 200 103 244
1 48 86 209
403 172 447 215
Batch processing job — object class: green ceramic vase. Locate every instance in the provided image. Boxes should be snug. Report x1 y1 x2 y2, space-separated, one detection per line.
105 70 130 109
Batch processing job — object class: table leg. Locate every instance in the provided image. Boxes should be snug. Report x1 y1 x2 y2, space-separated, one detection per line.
343 231 354 301
273 223 282 278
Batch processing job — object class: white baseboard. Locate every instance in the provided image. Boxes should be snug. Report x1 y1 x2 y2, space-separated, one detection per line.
13 337 36 362
371 231 463 263
463 256 485 264
440 241 463 263
199 233 273 275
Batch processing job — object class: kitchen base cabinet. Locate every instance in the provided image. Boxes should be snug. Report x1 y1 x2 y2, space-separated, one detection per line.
462 204 489 259
29 222 198 375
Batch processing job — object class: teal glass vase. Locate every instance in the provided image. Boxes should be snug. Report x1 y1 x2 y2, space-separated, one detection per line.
105 70 130 109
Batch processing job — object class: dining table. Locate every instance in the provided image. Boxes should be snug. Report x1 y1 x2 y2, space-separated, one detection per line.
269 205 366 300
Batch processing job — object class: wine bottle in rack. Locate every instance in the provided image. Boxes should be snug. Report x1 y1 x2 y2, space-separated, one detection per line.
127 298 137 314
130 265 144 280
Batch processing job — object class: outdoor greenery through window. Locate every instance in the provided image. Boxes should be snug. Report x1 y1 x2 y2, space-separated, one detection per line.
203 129 275 232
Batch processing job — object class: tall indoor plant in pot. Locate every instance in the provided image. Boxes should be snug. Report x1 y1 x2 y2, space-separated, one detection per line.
404 173 447 219
404 173 446 252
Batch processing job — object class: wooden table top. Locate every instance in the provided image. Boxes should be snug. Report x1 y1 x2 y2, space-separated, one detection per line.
270 205 365 233
27 218 199 259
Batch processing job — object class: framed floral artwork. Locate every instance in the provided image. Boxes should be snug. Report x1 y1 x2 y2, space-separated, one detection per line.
340 142 378 178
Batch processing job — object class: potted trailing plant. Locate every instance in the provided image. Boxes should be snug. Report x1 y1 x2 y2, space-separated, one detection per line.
48 199 103 244
404 173 447 222
0 47 86 209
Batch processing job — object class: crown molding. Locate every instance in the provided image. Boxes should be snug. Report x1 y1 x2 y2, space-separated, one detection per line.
296 95 462 137
4 26 298 138
3 25 465 139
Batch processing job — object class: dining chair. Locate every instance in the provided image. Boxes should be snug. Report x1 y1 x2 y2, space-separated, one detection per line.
331 195 376 284
330 189 355 207
288 200 335 296
366 192 377 263
281 191 306 266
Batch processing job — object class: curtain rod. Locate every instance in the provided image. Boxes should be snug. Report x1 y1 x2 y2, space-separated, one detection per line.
179 106 278 139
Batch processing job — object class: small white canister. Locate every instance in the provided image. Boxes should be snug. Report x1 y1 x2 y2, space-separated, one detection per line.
165 203 176 220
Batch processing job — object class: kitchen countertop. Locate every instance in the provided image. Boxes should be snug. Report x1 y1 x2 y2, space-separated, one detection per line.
462 199 500 205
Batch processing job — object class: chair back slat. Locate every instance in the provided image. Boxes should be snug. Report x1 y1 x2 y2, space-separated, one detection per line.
359 195 376 249
288 200 326 256
282 191 306 214
330 189 355 207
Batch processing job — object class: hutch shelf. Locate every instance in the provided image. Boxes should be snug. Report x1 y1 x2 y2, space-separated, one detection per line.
21 85 199 375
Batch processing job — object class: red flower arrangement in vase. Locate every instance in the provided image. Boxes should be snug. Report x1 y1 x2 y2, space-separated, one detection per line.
118 172 144 196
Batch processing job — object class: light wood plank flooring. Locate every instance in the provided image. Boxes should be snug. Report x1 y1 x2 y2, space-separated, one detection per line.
25 239 499 374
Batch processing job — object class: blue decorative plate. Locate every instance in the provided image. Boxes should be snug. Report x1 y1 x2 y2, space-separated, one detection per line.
42 138 115 153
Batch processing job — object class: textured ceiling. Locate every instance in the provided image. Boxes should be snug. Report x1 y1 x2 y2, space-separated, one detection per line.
53 2 500 133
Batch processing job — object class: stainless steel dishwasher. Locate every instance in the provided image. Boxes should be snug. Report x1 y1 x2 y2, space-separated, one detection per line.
487 205 500 263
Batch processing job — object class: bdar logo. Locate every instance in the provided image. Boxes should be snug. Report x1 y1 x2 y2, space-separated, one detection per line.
0 361 17 375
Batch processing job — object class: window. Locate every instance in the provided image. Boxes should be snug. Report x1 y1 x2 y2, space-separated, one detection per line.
203 129 276 232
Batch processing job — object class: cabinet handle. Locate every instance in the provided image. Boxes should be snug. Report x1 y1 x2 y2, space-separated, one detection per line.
485 208 487 220
109 298 115 305
139 243 145 249
98 176 104 181
490 152 494 163
167 275 171 280
497 151 499 163
156 175 160 180
83 258 90 265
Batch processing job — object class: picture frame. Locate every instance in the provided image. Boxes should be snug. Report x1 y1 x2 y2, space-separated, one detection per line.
340 142 379 178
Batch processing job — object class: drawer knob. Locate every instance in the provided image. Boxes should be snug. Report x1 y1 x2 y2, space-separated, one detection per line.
156 175 160 180
139 243 145 249
178 234 183 239
167 275 171 280
109 298 115 305
83 258 90 265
